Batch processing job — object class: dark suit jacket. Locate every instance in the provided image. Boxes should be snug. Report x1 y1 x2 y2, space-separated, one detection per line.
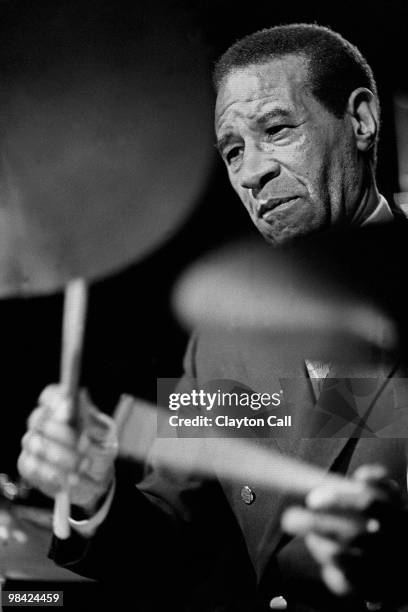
51 328 408 611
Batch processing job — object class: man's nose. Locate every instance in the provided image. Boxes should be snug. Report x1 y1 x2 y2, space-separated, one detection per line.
240 147 280 192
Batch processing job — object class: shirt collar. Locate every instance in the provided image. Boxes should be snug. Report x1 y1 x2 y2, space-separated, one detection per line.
361 194 394 226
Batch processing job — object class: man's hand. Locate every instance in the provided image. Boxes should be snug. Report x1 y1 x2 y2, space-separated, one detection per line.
281 465 408 603
18 385 118 517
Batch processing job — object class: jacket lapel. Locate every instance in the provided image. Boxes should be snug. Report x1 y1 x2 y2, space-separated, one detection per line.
278 365 353 469
256 366 364 576
259 361 401 573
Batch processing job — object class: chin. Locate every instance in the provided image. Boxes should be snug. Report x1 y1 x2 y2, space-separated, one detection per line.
256 213 325 247
258 225 312 247
262 232 292 247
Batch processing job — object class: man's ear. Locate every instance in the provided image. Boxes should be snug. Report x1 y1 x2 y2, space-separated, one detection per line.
347 87 379 153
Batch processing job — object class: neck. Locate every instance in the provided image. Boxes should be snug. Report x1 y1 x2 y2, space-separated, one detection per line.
350 165 381 226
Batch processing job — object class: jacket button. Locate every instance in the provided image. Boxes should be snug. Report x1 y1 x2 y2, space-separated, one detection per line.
365 603 382 611
240 485 255 505
270 596 287 609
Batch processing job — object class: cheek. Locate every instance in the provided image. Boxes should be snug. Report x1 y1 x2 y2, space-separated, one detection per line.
275 144 325 195
240 191 254 215
229 178 254 215
290 129 335 173
279 132 315 166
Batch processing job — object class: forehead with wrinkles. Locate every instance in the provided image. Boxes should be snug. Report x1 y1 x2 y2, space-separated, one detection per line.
215 55 312 130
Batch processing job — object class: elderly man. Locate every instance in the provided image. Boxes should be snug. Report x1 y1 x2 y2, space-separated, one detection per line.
18 24 408 612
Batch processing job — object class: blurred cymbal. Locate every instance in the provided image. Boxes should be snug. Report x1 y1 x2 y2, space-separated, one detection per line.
173 222 408 363
0 505 88 581
0 1 213 296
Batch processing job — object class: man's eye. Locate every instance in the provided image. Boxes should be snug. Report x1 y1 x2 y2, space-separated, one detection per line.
225 146 243 164
265 125 291 138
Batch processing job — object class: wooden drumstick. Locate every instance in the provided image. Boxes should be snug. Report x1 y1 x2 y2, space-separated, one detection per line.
149 435 348 497
116 398 350 499
53 278 88 539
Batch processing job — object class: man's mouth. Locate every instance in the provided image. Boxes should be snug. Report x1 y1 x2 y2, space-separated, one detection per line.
257 196 299 219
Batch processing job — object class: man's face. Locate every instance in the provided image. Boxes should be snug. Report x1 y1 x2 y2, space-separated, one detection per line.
215 55 364 245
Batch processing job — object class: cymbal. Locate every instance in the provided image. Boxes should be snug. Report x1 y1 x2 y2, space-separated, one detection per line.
0 505 89 581
0 1 213 297
173 223 408 363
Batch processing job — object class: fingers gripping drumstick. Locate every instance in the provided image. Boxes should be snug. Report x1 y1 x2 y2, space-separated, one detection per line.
53 279 88 539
